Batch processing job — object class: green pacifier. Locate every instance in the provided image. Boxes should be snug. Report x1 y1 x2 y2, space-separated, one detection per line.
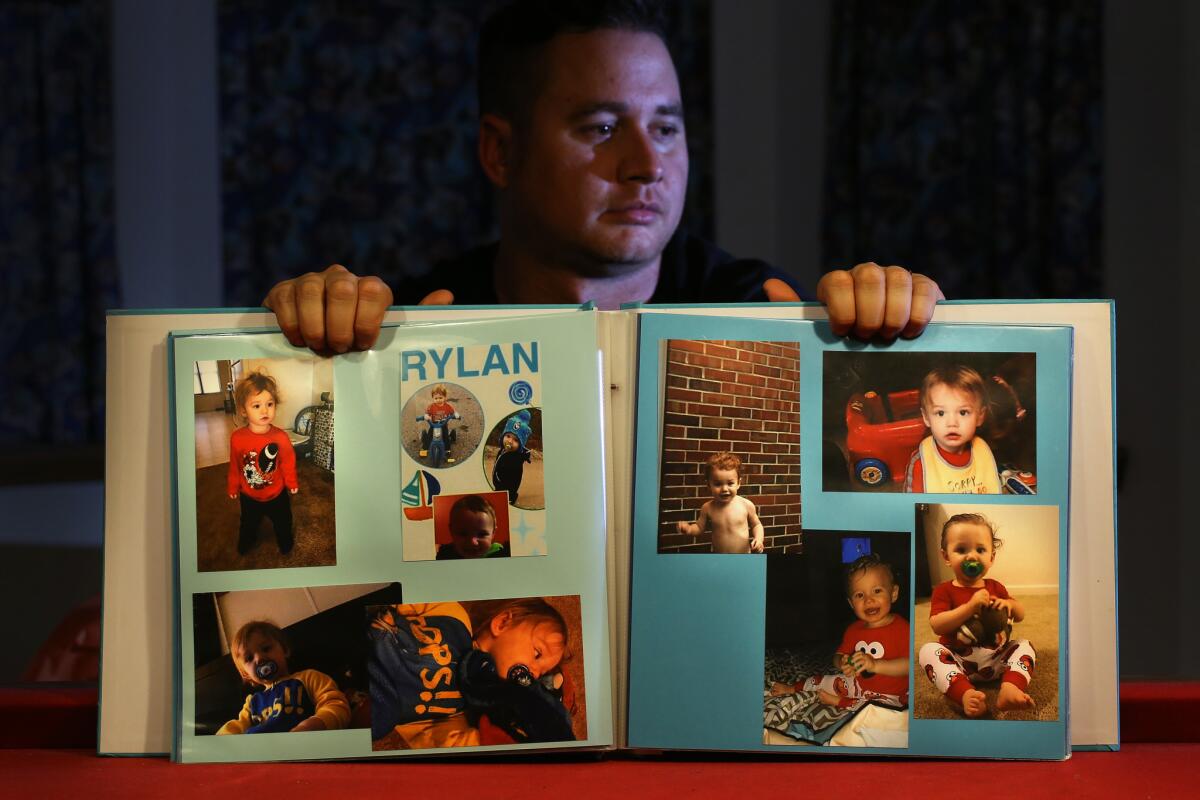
962 559 984 579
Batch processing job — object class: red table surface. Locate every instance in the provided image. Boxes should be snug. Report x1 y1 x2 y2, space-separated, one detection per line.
1 745 1196 799
1 682 1196 797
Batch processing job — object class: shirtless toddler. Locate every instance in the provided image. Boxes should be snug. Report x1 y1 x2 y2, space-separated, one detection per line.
677 452 764 553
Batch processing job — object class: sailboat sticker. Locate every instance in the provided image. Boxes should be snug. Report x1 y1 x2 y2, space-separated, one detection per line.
402 469 441 521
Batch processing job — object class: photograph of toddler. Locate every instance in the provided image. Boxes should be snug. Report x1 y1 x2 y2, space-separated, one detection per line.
400 382 484 470
193 357 336 572
483 408 544 509
822 352 1036 494
762 532 910 748
913 504 1058 720
367 596 585 750
657 339 801 555
191 583 395 737
434 492 511 560
770 553 909 710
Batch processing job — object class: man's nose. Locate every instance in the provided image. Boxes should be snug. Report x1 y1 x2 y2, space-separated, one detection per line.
618 127 664 183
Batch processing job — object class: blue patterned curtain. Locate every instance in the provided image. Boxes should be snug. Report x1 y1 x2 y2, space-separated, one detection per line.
0 1 117 445
218 0 714 304
822 1 1103 298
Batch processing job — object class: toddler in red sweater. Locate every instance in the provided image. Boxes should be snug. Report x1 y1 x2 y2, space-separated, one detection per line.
228 371 299 555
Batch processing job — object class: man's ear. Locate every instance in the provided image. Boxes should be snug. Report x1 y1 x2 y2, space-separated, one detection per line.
479 113 514 189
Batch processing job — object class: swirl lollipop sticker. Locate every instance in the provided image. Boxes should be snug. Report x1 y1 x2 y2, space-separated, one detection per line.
509 380 533 405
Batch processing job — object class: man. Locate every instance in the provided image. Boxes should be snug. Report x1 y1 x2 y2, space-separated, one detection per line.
264 0 942 353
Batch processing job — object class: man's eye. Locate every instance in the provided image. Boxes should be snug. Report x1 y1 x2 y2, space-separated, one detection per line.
653 123 680 139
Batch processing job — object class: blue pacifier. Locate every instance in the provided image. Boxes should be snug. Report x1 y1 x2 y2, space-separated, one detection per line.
507 664 533 687
962 559 984 579
254 661 278 681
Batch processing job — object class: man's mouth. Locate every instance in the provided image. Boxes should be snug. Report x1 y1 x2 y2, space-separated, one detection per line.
605 202 663 224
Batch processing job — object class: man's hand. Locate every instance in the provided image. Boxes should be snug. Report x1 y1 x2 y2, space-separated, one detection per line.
750 535 764 554
263 265 454 354
814 263 943 340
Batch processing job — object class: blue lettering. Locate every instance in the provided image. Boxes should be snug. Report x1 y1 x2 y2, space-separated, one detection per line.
513 341 538 374
401 351 427 382
482 344 510 376
457 347 480 378
429 348 452 380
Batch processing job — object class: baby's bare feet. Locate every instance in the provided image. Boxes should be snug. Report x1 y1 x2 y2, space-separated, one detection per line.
996 681 1036 711
817 689 841 706
961 688 988 718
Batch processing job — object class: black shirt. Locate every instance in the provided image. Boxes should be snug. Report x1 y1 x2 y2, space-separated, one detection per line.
396 231 809 305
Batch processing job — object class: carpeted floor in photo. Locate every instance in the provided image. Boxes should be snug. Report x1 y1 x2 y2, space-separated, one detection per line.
913 593 1059 721
195 460 336 572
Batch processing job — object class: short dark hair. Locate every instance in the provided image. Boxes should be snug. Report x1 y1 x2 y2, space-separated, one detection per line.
845 553 896 596
449 494 497 531
939 512 1003 553
478 0 669 119
705 451 743 481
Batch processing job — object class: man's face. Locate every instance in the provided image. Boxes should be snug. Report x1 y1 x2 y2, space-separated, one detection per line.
449 506 496 558
502 29 688 276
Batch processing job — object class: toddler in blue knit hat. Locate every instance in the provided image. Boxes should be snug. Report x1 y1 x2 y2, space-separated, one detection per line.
492 410 533 504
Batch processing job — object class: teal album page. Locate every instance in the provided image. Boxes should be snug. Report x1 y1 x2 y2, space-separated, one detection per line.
168 311 612 762
626 312 1071 759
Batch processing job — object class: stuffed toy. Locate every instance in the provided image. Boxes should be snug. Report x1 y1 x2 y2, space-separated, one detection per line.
956 604 1013 650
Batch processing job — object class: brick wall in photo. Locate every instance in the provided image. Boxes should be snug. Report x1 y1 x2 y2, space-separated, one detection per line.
657 339 802 554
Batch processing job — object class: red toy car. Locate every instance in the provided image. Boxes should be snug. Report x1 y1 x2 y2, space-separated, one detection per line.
842 386 1037 493
844 388 926 488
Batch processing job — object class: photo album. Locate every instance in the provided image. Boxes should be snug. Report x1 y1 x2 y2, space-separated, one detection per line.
100 300 1118 762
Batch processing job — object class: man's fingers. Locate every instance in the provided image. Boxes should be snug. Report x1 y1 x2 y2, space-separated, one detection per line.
295 271 329 352
762 277 801 303
264 281 304 347
815 269 856 336
324 270 360 353
878 266 913 340
354 277 394 350
901 274 944 338
850 262 886 340
418 289 455 306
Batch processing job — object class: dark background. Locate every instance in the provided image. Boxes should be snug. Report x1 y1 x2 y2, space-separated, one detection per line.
0 0 1192 683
